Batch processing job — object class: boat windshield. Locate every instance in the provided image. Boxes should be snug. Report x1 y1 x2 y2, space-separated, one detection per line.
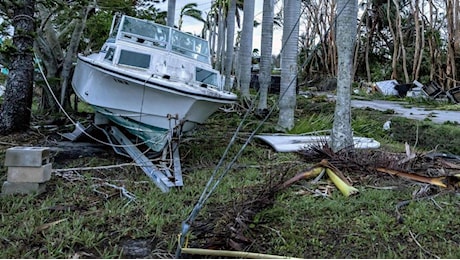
120 16 170 48
171 30 209 63
117 16 211 64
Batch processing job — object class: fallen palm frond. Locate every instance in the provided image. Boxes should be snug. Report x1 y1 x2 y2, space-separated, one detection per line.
280 159 359 197
376 167 447 188
280 166 324 189
318 159 359 197
324 167 359 197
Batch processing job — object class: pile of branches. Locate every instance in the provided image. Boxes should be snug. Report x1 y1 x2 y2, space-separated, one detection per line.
186 144 460 254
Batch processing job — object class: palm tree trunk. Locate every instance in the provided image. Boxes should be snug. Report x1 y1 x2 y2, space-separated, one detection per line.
216 3 225 72
277 0 300 130
331 0 357 152
238 0 256 99
258 0 275 111
224 0 236 90
167 0 176 27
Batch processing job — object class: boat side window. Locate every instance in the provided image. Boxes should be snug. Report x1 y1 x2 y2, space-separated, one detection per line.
118 50 151 69
196 68 217 86
104 47 115 61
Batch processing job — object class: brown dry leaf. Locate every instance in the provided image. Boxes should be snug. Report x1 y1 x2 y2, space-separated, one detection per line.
34 218 67 232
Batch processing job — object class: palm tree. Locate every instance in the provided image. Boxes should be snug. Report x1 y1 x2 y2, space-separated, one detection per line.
237 0 255 99
257 0 275 112
277 0 300 130
206 0 244 71
167 0 176 27
330 0 358 152
178 3 205 31
224 0 237 90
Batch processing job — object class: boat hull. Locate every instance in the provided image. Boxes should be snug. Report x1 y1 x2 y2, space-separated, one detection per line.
72 55 236 133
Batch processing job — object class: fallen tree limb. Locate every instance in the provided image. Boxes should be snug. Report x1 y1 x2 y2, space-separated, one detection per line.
376 167 447 188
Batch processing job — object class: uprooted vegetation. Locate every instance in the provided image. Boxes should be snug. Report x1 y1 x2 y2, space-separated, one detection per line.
1 95 460 258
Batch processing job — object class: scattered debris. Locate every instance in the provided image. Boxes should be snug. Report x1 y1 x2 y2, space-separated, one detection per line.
255 135 380 153
374 80 400 96
298 144 460 191
447 86 460 103
361 79 460 104
383 120 391 131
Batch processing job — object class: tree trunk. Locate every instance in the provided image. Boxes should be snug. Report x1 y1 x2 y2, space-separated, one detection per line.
328 1 337 77
238 0 255 99
0 0 36 134
446 0 457 89
331 0 357 152
60 3 92 109
277 0 300 130
386 0 398 80
427 0 440 82
393 0 409 83
411 0 423 81
167 0 176 27
224 0 236 90
215 4 225 72
257 0 274 111
364 8 371 82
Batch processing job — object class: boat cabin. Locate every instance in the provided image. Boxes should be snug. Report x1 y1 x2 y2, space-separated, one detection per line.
98 15 221 90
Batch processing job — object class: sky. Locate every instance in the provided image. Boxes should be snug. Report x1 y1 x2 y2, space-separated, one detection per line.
155 0 284 55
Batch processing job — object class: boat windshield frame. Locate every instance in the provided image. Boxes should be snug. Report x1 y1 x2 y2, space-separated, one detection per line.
114 15 211 65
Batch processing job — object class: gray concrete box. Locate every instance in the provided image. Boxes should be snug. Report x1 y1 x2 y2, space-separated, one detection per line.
2 181 46 195
7 163 52 183
4 147 50 167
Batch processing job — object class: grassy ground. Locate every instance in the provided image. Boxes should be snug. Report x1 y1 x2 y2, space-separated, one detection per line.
0 93 460 258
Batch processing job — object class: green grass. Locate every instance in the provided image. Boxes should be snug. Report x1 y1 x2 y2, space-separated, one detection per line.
1 94 460 258
254 188 460 258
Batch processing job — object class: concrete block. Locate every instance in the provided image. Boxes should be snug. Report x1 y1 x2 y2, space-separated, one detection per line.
4 147 50 167
2 181 46 195
7 163 52 183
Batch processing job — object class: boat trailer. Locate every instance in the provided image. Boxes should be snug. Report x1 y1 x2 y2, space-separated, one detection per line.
61 121 183 193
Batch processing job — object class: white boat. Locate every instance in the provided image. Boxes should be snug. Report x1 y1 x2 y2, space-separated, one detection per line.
72 15 237 152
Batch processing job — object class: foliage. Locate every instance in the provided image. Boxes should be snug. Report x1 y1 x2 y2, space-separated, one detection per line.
81 11 113 52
